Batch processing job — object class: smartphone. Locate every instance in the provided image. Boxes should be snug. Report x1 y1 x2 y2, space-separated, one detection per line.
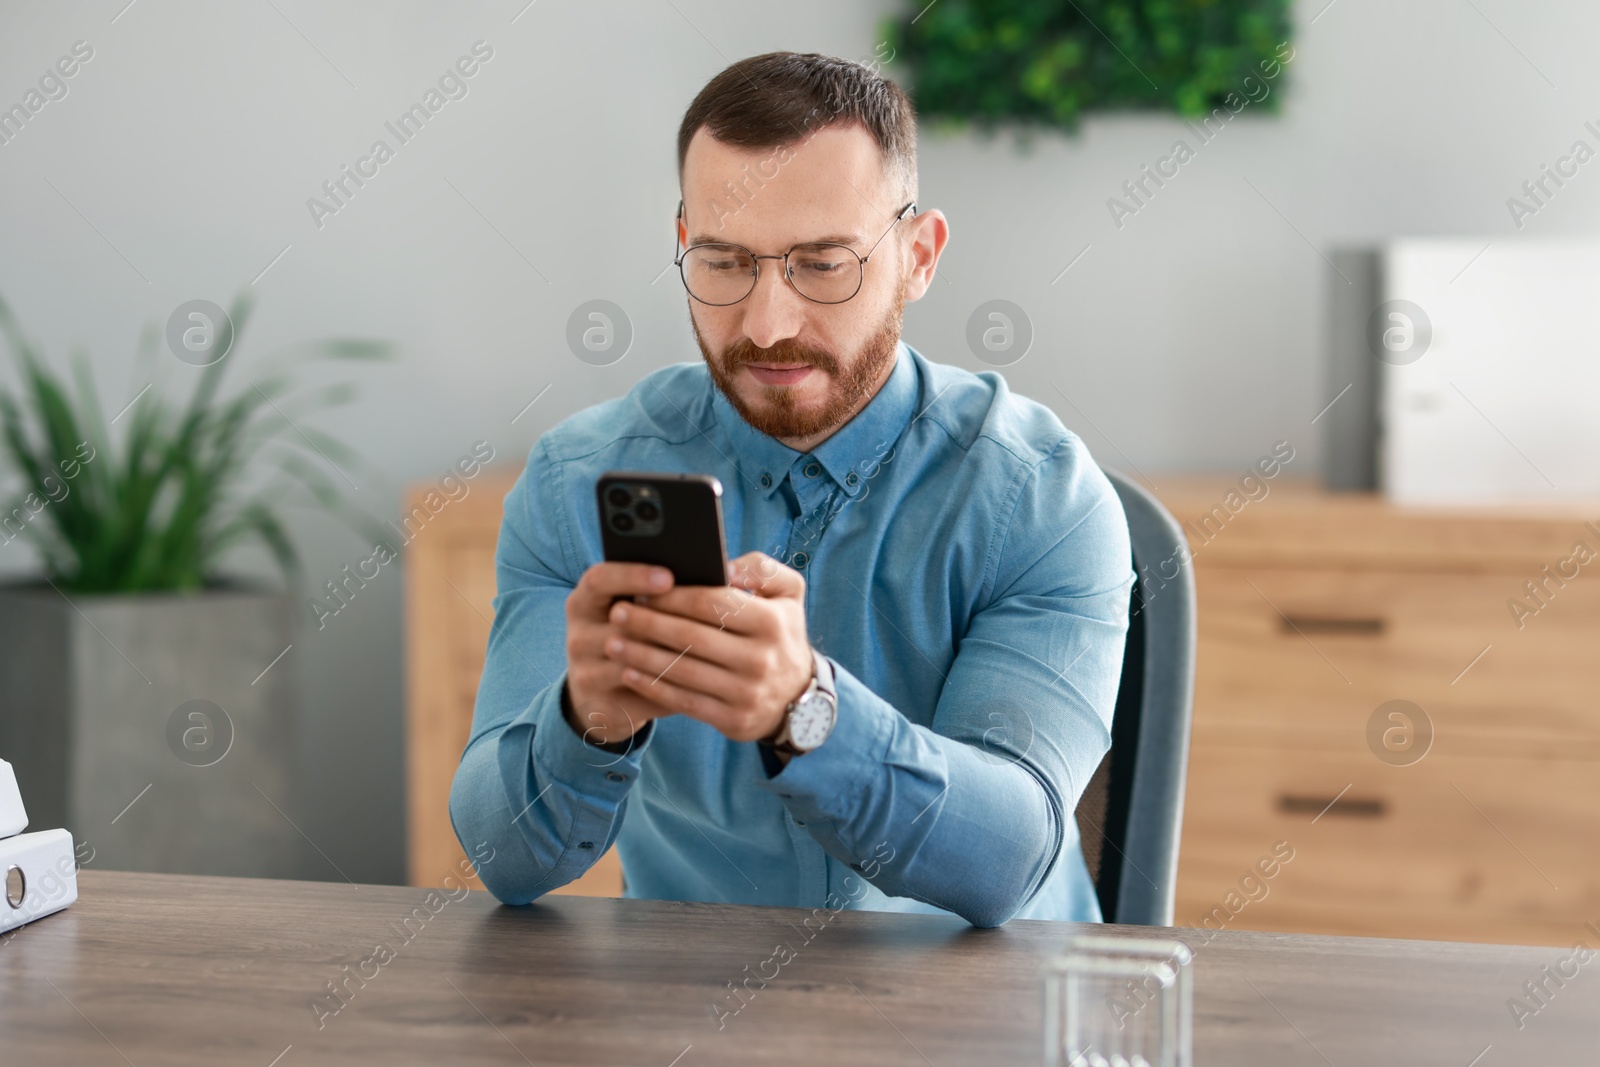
596 471 728 587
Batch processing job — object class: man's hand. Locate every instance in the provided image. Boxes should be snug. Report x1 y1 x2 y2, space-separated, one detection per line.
602 551 814 743
564 561 679 746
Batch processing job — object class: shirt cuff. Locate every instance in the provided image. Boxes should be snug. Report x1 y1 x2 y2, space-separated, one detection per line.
528 676 655 797
754 657 893 822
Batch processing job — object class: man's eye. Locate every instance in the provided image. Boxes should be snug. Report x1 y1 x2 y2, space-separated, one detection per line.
790 241 855 269
691 248 753 272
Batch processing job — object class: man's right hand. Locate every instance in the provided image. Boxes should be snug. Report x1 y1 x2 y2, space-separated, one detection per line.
563 562 677 746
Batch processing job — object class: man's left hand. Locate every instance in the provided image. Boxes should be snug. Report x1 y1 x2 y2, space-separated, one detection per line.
603 551 814 743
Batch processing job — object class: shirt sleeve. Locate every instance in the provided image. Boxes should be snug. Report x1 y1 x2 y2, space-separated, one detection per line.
756 436 1133 927
448 439 654 904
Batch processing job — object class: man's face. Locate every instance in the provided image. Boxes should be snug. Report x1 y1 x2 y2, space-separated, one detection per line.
679 122 911 446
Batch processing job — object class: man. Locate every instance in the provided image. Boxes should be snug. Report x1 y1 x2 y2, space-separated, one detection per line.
449 51 1133 927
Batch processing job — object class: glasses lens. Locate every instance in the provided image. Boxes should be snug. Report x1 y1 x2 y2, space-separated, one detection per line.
788 244 862 303
681 245 756 304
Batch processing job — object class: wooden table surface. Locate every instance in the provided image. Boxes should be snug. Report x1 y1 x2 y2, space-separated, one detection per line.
1 870 1595 1065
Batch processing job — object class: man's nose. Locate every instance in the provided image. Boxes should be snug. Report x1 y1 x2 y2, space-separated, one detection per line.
738 258 807 350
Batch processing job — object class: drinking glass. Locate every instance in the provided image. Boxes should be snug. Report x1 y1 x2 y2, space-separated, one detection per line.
1043 935 1193 1067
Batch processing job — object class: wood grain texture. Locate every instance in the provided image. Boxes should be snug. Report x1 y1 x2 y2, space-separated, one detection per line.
1181 743 1600 946
1161 478 1600 947
1183 566 1600 755
1153 476 1600 573
2 870 1595 1065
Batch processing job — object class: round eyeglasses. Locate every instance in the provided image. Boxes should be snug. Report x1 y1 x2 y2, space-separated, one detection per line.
674 200 916 306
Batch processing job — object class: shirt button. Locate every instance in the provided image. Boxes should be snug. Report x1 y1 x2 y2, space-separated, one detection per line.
606 772 627 783
759 473 772 488
803 462 821 478
795 819 806 827
578 841 595 850
845 471 858 487
791 551 809 568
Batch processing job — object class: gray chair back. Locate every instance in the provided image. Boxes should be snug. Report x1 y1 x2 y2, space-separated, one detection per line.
1072 468 1196 926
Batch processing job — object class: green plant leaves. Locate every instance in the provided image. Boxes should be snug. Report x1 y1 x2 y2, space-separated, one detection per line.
0 290 393 594
883 0 1292 134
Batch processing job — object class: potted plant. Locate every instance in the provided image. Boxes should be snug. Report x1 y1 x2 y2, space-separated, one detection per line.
0 291 389 877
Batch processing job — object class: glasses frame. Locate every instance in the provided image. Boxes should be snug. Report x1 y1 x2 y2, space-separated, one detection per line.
673 199 917 306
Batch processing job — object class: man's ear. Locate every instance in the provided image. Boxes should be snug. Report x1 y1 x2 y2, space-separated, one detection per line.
677 202 687 253
903 208 949 303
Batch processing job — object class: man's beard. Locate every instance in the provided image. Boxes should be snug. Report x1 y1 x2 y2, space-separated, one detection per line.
694 283 905 442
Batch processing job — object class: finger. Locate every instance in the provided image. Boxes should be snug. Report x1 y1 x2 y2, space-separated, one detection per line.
609 599 760 669
567 656 666 716
571 562 674 619
727 551 804 599
603 630 751 706
571 605 638 655
631 584 769 636
617 662 740 725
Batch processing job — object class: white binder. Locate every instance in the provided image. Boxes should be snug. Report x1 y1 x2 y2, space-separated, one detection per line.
0 758 24 838
0 758 79 933
1 829 78 933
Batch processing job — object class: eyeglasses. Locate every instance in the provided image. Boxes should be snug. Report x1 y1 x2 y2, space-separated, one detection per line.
674 200 916 306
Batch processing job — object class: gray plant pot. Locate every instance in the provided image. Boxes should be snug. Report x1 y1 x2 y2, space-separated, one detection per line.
0 584 299 877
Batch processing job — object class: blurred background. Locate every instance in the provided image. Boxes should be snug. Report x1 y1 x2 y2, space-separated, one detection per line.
2 0 1597 947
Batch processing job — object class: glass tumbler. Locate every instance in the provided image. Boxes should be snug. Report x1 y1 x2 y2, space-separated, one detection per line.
1043 935 1193 1067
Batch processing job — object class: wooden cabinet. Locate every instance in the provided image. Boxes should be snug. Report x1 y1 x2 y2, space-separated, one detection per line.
1157 479 1600 946
1183 743 1600 945
404 470 620 896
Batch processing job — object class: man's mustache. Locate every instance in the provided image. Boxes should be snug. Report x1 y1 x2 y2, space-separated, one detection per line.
724 342 837 373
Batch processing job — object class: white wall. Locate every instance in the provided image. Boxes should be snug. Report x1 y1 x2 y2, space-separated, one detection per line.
0 0 1594 882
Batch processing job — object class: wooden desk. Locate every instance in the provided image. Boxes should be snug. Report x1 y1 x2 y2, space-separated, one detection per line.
2 870 1595 1064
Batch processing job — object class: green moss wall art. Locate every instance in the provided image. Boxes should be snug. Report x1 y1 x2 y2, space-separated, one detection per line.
881 0 1295 139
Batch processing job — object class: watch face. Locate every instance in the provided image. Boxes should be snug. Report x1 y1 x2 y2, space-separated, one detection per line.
788 693 836 751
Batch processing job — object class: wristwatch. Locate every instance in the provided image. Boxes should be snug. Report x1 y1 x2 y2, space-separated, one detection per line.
764 649 837 756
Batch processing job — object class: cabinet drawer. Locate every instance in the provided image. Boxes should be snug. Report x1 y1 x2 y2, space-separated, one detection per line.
1176 743 1600 946
1192 567 1600 758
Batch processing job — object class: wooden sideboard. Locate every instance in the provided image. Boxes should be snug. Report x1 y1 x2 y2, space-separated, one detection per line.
1155 479 1600 947
405 468 1600 944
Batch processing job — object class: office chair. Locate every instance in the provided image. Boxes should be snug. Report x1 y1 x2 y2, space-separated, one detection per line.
1072 468 1196 927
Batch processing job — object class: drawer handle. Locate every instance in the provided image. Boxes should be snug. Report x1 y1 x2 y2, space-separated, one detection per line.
1277 794 1387 818
1279 615 1386 636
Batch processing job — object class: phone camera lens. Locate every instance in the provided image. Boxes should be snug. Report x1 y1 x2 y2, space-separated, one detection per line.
607 487 631 508
634 501 659 522
611 512 634 532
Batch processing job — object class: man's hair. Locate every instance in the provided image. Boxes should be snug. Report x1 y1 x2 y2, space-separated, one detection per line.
676 51 918 208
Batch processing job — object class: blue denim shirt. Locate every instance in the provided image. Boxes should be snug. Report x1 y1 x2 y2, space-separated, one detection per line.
449 340 1133 927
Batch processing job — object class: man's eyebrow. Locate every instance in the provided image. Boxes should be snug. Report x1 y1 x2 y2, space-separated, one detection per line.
687 230 866 249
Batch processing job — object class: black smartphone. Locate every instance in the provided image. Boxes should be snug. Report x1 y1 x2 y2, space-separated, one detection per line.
596 471 729 587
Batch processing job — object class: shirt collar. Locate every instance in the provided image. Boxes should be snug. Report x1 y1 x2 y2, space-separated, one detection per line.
710 340 918 500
